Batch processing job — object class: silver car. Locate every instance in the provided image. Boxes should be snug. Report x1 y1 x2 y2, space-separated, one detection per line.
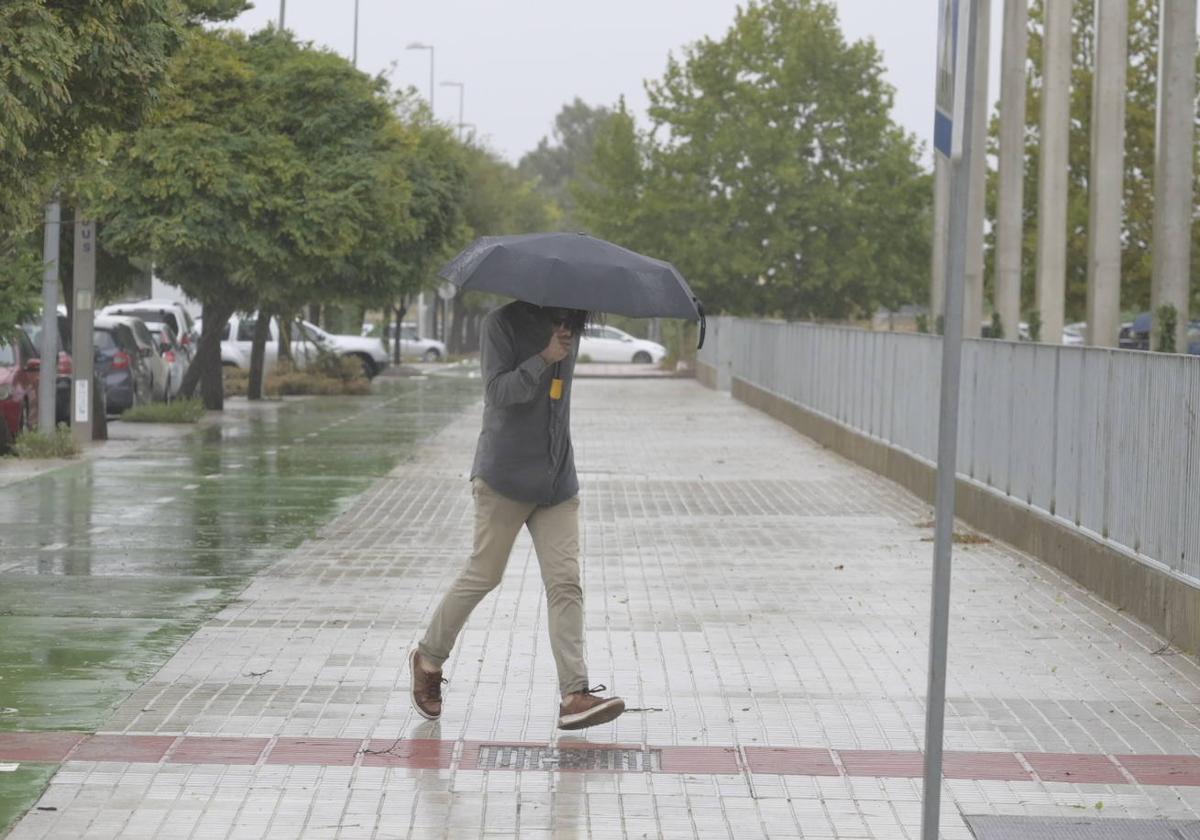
104 314 169 401
145 321 187 400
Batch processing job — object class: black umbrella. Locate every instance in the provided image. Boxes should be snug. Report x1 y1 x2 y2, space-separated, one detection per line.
438 232 705 347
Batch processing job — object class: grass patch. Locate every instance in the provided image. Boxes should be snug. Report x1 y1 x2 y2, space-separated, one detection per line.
225 358 371 397
120 398 206 423
10 424 80 459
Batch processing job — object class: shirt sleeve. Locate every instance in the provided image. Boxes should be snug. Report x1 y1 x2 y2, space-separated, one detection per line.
482 313 549 407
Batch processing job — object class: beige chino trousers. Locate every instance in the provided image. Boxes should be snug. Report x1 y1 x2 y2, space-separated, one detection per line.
418 478 588 695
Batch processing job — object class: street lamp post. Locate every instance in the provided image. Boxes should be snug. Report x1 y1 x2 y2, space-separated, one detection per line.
441 81 464 139
407 43 435 115
279 0 285 28
352 0 360 67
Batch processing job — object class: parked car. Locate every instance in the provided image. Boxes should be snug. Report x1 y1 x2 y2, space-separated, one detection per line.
0 329 41 439
21 314 109 432
1062 322 1086 346
100 299 198 362
20 315 72 424
381 322 447 362
145 321 187 400
103 315 169 401
93 316 153 414
1118 312 1200 353
579 324 667 364
208 313 389 378
192 318 248 369
296 319 390 376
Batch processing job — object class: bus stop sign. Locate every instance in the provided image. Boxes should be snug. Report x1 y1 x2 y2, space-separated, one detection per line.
934 0 969 160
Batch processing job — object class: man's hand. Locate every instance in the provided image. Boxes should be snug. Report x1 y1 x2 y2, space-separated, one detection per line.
539 328 572 365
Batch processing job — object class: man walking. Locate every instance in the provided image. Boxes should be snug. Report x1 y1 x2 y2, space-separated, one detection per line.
410 301 626 730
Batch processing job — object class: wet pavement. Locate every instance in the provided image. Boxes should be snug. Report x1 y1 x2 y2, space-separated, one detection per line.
0 374 480 834
3 375 1200 838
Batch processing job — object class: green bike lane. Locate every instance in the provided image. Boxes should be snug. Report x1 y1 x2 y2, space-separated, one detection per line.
0 372 479 834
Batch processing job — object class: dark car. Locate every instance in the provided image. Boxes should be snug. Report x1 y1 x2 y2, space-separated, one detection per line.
20 316 72 424
0 330 41 441
94 315 153 414
1119 312 1200 353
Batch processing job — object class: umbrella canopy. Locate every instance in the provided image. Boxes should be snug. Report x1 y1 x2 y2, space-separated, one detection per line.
438 233 705 343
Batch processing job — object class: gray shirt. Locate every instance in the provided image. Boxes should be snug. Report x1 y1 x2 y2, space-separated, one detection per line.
471 301 579 505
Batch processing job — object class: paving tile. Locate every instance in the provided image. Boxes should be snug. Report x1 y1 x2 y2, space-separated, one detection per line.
9 379 1200 839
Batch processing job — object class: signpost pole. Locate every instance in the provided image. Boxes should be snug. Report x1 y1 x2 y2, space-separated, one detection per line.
921 1 980 837
71 216 96 446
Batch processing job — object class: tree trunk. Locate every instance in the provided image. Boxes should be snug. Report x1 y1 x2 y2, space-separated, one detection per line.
278 314 293 363
467 313 482 353
308 303 321 327
449 297 466 354
247 308 273 401
180 301 233 410
391 301 407 365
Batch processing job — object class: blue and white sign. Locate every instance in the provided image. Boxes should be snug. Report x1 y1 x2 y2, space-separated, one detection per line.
934 0 969 160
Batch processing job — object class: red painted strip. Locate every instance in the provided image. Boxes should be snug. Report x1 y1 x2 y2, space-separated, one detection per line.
4 731 1200 786
166 737 269 765
658 746 740 774
1022 752 1126 784
1117 754 1200 786
71 735 177 763
361 738 453 769
836 750 1030 781
0 732 86 762
744 747 839 776
942 751 1031 781
265 738 362 767
838 749 925 778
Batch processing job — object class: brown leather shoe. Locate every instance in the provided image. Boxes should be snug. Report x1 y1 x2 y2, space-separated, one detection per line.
557 685 625 730
410 649 445 720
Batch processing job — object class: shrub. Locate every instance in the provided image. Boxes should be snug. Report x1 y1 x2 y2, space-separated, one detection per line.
120 398 206 423
11 424 80 459
223 359 370 397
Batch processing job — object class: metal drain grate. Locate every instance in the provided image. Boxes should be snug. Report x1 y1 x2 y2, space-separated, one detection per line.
965 815 1200 839
476 745 661 772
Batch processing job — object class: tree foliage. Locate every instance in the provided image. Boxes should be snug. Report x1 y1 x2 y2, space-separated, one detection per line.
577 0 930 319
0 0 245 332
517 98 612 228
89 29 459 403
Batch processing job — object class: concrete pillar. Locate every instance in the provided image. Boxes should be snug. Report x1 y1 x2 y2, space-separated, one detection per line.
995 0 1028 341
963 0 990 339
1151 0 1195 352
1086 0 1128 348
1035 0 1071 344
931 155 950 326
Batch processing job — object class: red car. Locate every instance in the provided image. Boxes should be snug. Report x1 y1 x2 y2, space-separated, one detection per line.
0 329 41 440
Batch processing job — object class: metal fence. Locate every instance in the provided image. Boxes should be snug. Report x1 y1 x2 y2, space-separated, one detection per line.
699 317 1200 585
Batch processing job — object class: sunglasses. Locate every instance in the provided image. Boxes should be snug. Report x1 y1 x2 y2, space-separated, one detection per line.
546 308 580 327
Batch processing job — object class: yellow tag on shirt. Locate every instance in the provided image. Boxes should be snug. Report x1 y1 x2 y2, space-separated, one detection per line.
550 378 564 400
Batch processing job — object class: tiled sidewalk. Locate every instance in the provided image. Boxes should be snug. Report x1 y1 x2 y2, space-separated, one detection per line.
6 378 1200 838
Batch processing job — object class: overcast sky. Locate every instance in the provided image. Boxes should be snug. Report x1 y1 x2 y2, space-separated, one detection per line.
228 1 1007 168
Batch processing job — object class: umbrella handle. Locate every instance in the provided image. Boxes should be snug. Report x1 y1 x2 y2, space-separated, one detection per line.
550 361 563 400
696 301 707 350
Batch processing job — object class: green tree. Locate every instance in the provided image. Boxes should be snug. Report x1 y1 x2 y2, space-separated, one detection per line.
0 0 246 332
373 107 468 363
446 143 558 352
93 30 467 402
89 31 310 406
573 97 647 249
517 98 612 227
640 0 930 318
